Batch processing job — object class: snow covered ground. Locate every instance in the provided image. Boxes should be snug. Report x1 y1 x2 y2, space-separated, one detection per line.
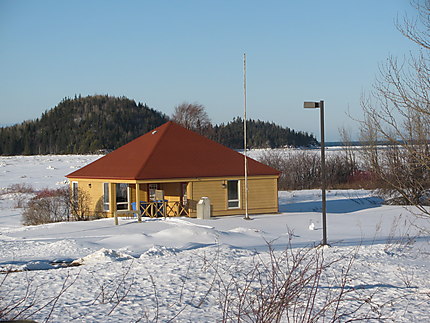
1 154 430 322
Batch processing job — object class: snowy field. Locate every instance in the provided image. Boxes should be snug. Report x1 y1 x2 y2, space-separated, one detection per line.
1 154 430 322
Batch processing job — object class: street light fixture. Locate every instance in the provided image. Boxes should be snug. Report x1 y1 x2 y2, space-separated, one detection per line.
304 100 328 246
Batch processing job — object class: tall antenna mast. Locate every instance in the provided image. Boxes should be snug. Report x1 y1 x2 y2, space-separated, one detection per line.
243 53 250 220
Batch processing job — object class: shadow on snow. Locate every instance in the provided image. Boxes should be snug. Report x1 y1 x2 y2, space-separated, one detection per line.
279 196 383 214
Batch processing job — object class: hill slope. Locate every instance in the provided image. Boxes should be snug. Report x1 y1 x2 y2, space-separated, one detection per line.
0 95 168 155
211 117 317 149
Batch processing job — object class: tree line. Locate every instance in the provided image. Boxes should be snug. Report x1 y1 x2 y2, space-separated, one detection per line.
211 117 317 149
171 102 318 148
0 96 318 155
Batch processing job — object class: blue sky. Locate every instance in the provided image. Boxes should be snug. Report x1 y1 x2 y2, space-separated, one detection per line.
0 0 417 141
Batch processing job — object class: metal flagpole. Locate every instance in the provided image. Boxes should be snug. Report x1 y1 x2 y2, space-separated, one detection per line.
243 53 250 220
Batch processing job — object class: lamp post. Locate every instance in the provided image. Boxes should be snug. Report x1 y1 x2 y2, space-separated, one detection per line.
304 100 328 246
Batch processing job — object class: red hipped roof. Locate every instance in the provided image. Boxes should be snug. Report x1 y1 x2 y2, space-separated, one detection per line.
66 121 280 180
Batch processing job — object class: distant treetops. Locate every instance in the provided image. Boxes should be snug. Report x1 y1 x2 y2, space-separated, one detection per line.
0 95 318 155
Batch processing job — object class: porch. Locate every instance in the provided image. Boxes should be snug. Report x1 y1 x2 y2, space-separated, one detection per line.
107 181 191 222
131 200 189 217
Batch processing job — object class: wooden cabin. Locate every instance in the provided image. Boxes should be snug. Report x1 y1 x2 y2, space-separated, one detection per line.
66 121 280 219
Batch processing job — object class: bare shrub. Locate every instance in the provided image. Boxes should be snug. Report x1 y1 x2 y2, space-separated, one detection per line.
258 150 290 190
64 187 95 221
383 215 417 255
286 151 321 190
344 170 381 190
0 270 78 322
130 243 383 322
0 183 35 208
90 261 136 316
22 188 69 225
13 195 30 209
368 144 430 208
6 183 35 194
212 243 381 322
326 154 357 188
258 150 357 190
21 186 100 225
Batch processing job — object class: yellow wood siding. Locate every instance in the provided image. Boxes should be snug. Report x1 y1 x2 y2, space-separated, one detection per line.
139 184 148 202
68 180 106 217
68 175 278 218
129 184 149 202
160 183 181 202
190 179 225 216
129 185 135 204
188 176 278 217
248 177 278 210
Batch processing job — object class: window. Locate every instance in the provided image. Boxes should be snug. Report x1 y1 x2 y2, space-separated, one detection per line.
116 183 129 210
103 183 109 211
227 180 240 208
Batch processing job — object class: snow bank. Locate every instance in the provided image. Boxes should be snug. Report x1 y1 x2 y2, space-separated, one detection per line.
72 248 134 265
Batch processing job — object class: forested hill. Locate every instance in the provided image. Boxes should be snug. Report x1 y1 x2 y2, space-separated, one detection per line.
212 118 318 149
0 95 318 155
0 95 168 155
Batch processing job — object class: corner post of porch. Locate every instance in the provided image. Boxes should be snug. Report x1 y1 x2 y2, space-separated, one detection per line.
109 183 118 225
136 183 141 222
